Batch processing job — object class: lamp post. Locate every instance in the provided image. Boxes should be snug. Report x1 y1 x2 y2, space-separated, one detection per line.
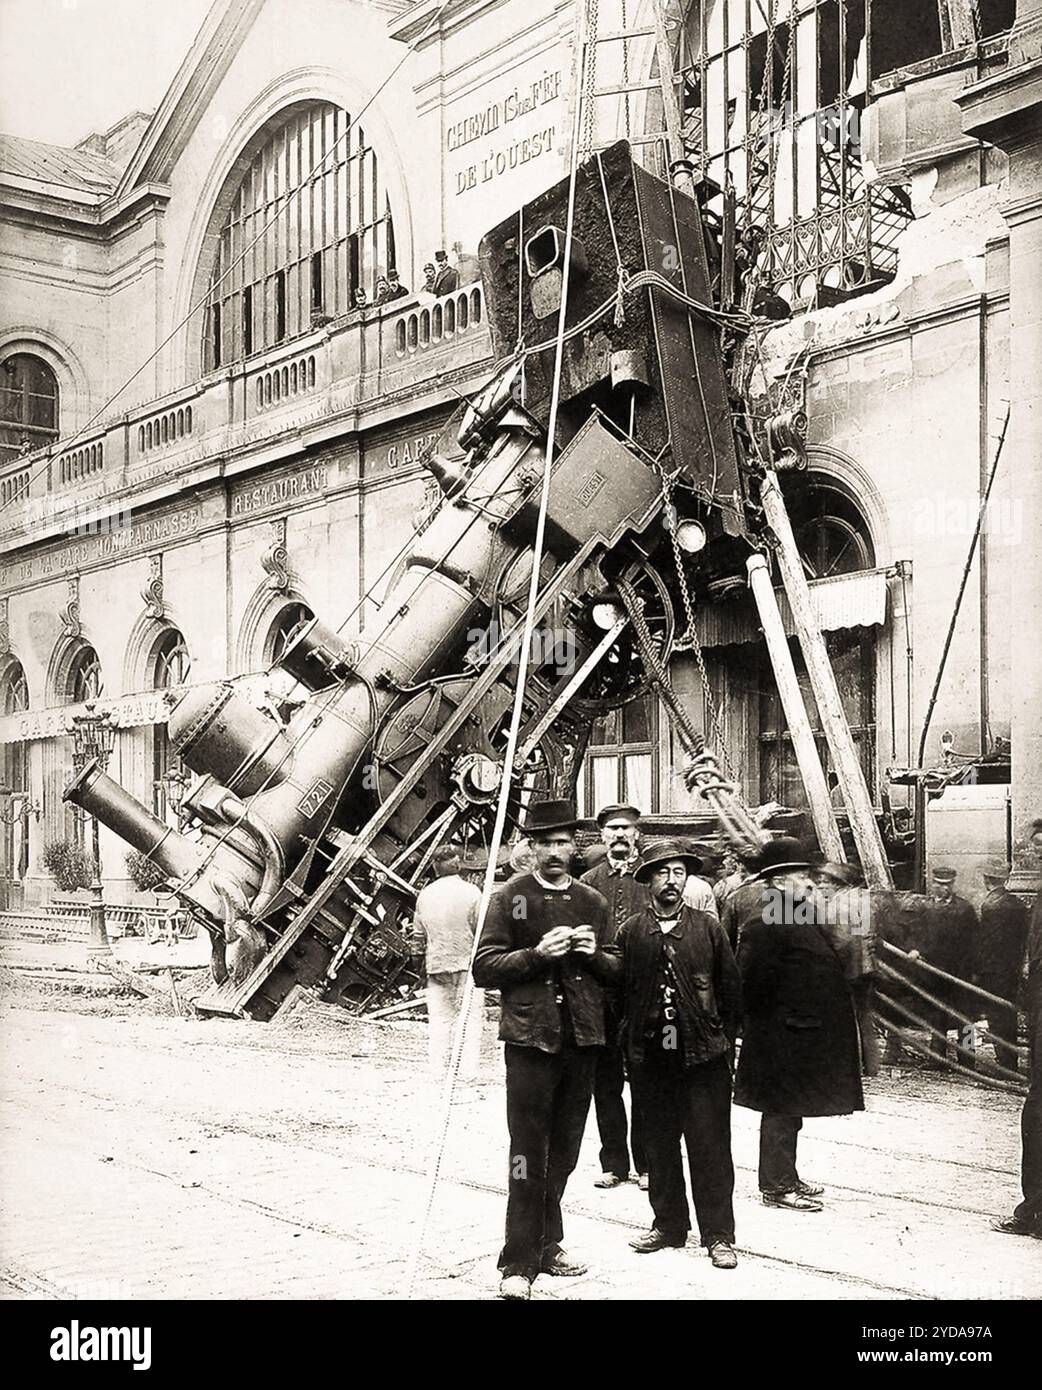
0 785 40 911
69 701 117 959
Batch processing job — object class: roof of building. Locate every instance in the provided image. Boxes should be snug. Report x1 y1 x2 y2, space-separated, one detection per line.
0 133 121 195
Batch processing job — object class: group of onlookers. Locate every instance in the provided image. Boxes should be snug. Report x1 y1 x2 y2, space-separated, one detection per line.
350 247 476 310
408 802 1042 1300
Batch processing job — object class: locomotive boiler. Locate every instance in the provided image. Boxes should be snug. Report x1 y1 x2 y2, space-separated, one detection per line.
65 142 759 1021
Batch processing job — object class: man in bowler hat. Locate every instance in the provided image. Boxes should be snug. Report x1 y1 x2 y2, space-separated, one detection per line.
734 836 864 1211
473 799 615 1299
604 840 742 1267
580 803 649 1188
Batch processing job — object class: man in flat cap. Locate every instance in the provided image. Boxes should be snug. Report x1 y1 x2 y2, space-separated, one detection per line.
603 840 741 1267
734 837 863 1211
977 863 1028 1074
473 799 615 1300
911 866 979 1064
580 804 649 1189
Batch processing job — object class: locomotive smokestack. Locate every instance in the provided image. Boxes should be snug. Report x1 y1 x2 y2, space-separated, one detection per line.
64 760 205 886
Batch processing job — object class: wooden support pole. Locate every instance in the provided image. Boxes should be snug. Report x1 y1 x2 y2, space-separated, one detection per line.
747 554 845 862
759 470 893 888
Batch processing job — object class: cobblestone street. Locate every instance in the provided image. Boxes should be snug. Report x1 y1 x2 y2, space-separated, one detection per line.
1 953 1038 1304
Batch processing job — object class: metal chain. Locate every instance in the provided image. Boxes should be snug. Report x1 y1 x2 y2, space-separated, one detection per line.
656 467 738 778
617 579 764 854
580 0 598 161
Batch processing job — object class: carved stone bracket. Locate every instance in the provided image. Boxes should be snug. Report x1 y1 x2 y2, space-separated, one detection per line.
59 575 81 640
0 597 8 656
141 553 165 620
261 517 291 592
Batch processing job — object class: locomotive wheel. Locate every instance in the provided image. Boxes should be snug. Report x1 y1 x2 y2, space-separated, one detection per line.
569 559 675 717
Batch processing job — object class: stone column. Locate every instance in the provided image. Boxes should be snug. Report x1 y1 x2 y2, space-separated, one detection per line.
958 1 1042 891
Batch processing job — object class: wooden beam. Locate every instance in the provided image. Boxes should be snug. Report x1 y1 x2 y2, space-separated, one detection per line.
759 470 893 888
747 554 846 862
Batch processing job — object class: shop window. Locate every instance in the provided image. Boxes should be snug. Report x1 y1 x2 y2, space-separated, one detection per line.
577 692 659 816
0 353 59 464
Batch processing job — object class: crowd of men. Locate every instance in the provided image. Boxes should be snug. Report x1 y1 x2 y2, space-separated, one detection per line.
409 802 1042 1300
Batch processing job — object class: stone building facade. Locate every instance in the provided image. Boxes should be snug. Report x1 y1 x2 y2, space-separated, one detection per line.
1 0 1039 909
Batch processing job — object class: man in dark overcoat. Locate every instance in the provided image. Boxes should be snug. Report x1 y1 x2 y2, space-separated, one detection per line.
604 840 742 1267
993 819 1042 1240
472 799 615 1300
734 837 864 1211
977 863 1029 1074
580 802 649 1188
911 866 979 1063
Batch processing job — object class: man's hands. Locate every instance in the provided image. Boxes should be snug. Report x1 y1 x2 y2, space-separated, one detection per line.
534 925 597 959
571 925 597 956
534 927 574 959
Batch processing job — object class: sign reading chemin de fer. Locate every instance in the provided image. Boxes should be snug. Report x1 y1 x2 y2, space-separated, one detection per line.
449 68 561 196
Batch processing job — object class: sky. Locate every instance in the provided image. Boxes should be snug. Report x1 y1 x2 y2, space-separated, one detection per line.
0 0 214 146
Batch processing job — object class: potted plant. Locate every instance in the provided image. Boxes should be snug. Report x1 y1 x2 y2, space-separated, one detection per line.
41 838 95 894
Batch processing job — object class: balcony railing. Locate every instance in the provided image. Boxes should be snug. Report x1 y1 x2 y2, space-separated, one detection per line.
0 283 491 543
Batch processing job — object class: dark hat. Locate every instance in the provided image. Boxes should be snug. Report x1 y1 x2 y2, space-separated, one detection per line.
752 835 812 880
435 249 449 261
634 838 703 883
982 861 1011 880
596 802 641 828
931 865 957 882
524 798 578 835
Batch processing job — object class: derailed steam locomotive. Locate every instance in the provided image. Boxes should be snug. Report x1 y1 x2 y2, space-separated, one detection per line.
65 142 770 1021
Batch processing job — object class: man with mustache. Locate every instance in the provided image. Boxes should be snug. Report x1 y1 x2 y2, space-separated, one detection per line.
581 804 649 1190
604 840 742 1268
473 799 615 1300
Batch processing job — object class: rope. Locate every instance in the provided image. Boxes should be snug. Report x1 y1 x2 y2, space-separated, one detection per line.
916 403 1011 766
404 24 592 1295
594 151 628 328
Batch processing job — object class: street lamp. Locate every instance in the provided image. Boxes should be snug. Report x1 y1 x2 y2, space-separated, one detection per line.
69 701 117 959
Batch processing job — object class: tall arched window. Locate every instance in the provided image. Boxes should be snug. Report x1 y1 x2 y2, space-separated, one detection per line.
66 645 103 705
1 657 31 893
1 657 29 792
203 103 396 369
1 354 59 463
150 629 191 822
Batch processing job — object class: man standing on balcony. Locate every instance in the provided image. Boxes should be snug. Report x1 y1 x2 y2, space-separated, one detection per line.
580 803 649 1190
473 799 614 1301
432 249 460 296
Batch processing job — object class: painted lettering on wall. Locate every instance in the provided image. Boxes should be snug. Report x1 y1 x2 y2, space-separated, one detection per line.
231 467 329 516
385 431 440 471
449 69 561 197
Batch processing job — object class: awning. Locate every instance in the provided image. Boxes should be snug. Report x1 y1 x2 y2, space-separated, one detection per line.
694 568 890 648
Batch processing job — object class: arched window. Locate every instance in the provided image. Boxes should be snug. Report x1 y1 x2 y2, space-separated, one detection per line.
203 102 396 369
150 629 191 822
1 657 31 892
1 657 29 792
265 601 314 667
0 354 59 464
66 645 103 705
